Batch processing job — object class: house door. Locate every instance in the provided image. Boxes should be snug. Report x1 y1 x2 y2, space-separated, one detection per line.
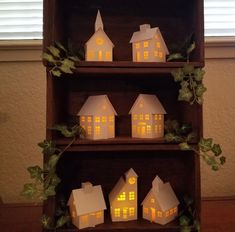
151 208 156 221
123 207 128 220
98 50 103 61
136 51 140 61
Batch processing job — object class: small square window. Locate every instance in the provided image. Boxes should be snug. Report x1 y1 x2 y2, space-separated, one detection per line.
135 43 140 49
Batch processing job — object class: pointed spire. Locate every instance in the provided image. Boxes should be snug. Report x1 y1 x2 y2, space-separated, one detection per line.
95 10 104 31
152 175 163 192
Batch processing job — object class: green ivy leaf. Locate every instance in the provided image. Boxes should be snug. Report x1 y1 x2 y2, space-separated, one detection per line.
172 68 184 82
199 138 213 152
211 144 222 156
47 45 60 58
50 174 61 186
186 132 196 142
179 142 191 150
194 219 200 232
44 185 56 197
48 155 60 169
52 124 83 138
21 183 37 198
55 42 66 52
27 166 43 180
212 164 219 171
194 68 205 81
38 140 57 155
187 41 196 55
180 81 189 88
196 84 207 97
167 53 185 61
51 69 62 77
41 214 52 229
178 88 193 102
220 156 226 165
203 154 216 166
165 133 183 143
42 53 56 64
179 215 191 226
196 96 203 105
180 226 191 232
56 215 70 228
164 120 180 133
183 64 194 75
59 64 73 74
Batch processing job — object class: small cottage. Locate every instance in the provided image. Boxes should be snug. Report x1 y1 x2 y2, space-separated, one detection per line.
109 168 138 222
130 24 169 62
129 94 166 138
85 10 114 61
67 182 107 229
77 95 117 140
142 176 179 225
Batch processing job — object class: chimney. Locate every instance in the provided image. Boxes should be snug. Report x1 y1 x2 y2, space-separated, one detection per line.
82 182 93 193
152 176 163 192
140 24 151 32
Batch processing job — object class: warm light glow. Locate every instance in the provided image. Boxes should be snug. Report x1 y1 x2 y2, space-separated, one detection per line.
143 51 149 59
81 215 88 223
102 116 107 123
108 125 114 134
87 126 92 135
155 125 158 133
114 208 121 217
170 209 174 215
96 38 104 45
129 207 135 216
132 125 136 133
123 207 128 219
173 207 177 213
109 116 114 122
95 116 100 122
154 51 158 57
135 43 140 49
141 126 146 135
129 191 135 200
156 42 161 48
159 115 162 120
154 115 158 120
140 114 144 120
165 211 169 217
117 192 126 201
87 51 94 59
128 177 136 185
159 52 163 58
159 125 162 133
137 51 141 61
133 114 138 120
87 116 92 122
95 126 101 135
147 125 151 133
81 116 85 122
145 114 150 120
151 198 155 203
157 211 163 217
143 41 149 47
96 211 102 219
98 50 103 61
106 51 111 60
151 208 156 220
144 207 149 214
139 103 143 108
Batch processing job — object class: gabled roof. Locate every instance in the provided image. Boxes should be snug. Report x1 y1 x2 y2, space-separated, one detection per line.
130 24 169 54
142 176 179 211
125 168 138 178
68 184 107 216
77 95 117 116
129 94 166 114
85 27 114 47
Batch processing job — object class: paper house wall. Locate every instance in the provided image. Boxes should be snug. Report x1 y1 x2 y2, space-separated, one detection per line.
129 94 166 138
142 176 179 225
85 10 114 61
109 168 138 222
77 95 117 140
130 24 169 62
67 182 107 229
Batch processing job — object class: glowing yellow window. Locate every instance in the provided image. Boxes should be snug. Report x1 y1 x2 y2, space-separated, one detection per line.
117 192 126 201
156 42 161 48
144 207 149 214
96 38 104 45
143 51 149 59
108 125 114 134
133 114 138 120
135 43 140 49
106 51 111 60
137 51 141 61
132 125 136 133
170 209 174 215
98 50 103 61
159 52 163 58
145 114 150 120
165 211 169 217
129 191 135 200
173 207 177 213
129 207 135 216
123 207 128 219
154 51 158 57
87 51 94 59
158 115 162 120
81 116 85 122
109 116 114 122
102 116 107 123
81 215 88 223
140 114 144 120
128 177 136 185
151 198 155 203
96 211 102 219
143 41 149 48
114 208 121 217
95 126 101 135
154 115 158 120
95 117 100 123
87 126 92 135
157 211 163 217
147 125 151 133
155 125 158 133
87 116 92 123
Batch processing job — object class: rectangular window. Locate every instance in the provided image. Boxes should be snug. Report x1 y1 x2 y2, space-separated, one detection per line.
105 51 111 60
159 51 163 58
173 207 177 213
143 51 149 59
95 116 100 123
114 208 121 217
98 50 102 61
136 51 141 61
109 116 114 122
129 207 135 216
87 126 92 135
144 207 149 214
87 116 92 122
123 207 128 219
151 198 155 203
165 211 169 217
135 43 140 49
143 41 149 47
156 42 161 48
140 114 144 120
157 211 163 217
154 51 158 57
129 191 135 200
147 125 151 134
154 115 158 120
117 192 126 201
158 115 162 120
145 114 150 120
170 209 174 215
81 116 85 122
95 126 101 135
101 116 107 123
87 51 94 60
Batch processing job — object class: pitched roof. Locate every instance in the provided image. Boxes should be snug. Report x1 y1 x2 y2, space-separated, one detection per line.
142 176 179 211
125 168 138 178
77 95 117 116
95 10 103 31
129 94 166 114
69 184 107 216
130 24 169 54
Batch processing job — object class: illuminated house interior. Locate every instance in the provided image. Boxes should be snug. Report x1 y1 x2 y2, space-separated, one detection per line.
142 176 179 225
67 182 107 229
109 168 138 222
77 95 117 140
85 10 114 61
129 94 166 139
130 24 169 62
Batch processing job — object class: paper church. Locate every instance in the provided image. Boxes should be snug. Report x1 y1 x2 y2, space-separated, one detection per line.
77 95 117 140
67 182 107 229
130 24 169 62
142 176 179 225
129 94 166 138
109 168 138 222
85 10 114 61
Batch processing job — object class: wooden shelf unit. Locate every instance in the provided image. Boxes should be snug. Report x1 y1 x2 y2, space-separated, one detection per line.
43 0 204 231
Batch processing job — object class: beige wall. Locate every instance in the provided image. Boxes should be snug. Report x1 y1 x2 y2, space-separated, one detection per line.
0 46 234 203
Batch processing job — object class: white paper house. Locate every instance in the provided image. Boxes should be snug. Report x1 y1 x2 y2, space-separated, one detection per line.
142 176 179 225
130 24 169 62
129 94 166 139
67 182 107 229
77 95 117 140
109 168 138 222
85 10 114 61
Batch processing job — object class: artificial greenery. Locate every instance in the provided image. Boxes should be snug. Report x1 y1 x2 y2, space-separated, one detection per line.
164 120 226 171
42 42 81 77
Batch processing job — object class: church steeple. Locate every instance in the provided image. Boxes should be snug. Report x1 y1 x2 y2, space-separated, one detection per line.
95 10 104 31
